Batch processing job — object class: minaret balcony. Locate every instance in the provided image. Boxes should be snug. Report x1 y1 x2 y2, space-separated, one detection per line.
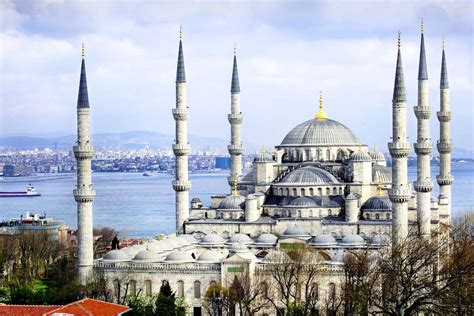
228 113 243 124
73 145 94 160
228 144 244 155
414 106 432 119
413 180 434 192
172 108 189 121
173 144 191 156
73 187 96 202
436 175 454 185
437 111 451 122
388 141 410 158
172 180 192 192
414 142 433 155
389 188 412 203
437 142 453 154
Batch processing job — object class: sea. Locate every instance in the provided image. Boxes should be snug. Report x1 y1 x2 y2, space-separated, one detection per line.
0 164 473 238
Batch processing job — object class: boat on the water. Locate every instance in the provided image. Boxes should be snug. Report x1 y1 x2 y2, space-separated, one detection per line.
143 172 153 177
0 185 41 197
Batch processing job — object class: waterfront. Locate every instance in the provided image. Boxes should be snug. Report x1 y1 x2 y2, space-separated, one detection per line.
0 164 473 238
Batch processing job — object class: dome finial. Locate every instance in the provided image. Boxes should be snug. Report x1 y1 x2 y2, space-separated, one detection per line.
234 42 237 55
377 175 383 195
81 43 85 60
232 180 238 196
179 25 183 40
442 35 445 49
397 31 401 49
315 91 328 119
261 145 266 156
421 18 424 33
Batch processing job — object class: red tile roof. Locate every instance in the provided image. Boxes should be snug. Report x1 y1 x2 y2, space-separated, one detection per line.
45 298 131 316
0 305 59 316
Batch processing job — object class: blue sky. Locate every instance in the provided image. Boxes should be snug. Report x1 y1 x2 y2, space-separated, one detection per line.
0 0 472 152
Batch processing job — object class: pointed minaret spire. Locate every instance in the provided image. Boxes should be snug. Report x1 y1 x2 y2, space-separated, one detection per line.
440 40 449 89
77 43 89 108
418 21 428 80
231 44 240 93
176 26 186 83
227 45 244 189
393 32 406 102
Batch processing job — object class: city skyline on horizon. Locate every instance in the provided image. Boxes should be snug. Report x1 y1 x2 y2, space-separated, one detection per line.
1 0 473 151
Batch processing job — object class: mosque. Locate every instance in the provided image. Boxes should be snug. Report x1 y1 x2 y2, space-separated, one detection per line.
73 25 453 315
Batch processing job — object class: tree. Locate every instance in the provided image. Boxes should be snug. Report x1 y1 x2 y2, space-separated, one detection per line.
155 280 176 316
227 272 270 315
203 282 234 316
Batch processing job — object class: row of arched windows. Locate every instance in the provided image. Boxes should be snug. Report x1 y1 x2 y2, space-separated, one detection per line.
364 212 391 220
274 186 343 197
114 279 204 299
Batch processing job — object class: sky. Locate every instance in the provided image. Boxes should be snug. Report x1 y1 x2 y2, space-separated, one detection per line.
0 0 473 152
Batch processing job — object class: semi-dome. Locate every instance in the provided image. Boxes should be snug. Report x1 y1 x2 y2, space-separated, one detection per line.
165 250 194 262
362 195 392 211
283 226 311 237
369 148 385 161
229 233 253 244
288 197 318 207
197 249 225 262
255 233 278 245
200 233 225 245
350 151 372 162
340 234 365 246
280 166 339 184
371 234 390 245
103 249 130 262
133 249 162 262
218 195 245 210
280 118 361 146
311 234 337 247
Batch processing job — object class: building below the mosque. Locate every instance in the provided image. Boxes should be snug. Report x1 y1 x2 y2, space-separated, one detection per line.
72 27 454 315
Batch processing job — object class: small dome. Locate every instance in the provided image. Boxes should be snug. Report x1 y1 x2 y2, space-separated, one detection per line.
146 241 167 252
280 166 339 184
255 233 278 245
103 249 129 262
283 226 311 237
263 250 291 263
350 151 372 162
197 250 225 262
200 233 225 245
218 195 245 210
133 249 161 262
180 234 198 244
288 197 318 207
229 234 253 244
340 234 365 246
371 234 390 245
229 242 257 260
311 234 337 246
165 250 194 262
369 148 385 161
362 195 392 211
191 197 201 203
346 193 359 200
121 247 140 258
254 150 274 162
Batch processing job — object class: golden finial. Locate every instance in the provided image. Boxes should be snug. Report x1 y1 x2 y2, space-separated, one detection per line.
377 175 383 195
179 25 183 40
261 146 266 156
81 43 85 59
232 181 238 196
315 91 328 119
421 18 424 33
397 31 401 48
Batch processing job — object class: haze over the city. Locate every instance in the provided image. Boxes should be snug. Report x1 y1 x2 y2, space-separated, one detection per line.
1 0 472 151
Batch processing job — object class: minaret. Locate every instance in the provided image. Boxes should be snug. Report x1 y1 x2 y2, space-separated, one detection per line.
227 45 244 190
436 39 453 222
388 33 411 244
73 44 95 284
413 21 433 237
172 28 191 234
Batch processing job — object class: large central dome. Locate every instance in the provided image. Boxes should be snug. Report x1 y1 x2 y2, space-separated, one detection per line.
280 118 361 146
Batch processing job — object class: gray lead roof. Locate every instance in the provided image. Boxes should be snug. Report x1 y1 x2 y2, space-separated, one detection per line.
418 33 428 80
440 49 449 89
393 46 406 102
176 40 186 83
77 59 89 108
231 54 240 93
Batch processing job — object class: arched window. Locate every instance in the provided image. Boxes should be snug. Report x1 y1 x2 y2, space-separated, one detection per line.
339 187 343 194
375 213 380 220
328 209 332 216
326 187 330 195
292 188 297 196
194 281 201 298
301 188 306 196
333 187 337 195
327 149 331 160
129 280 137 296
286 188 290 196
113 279 120 300
329 283 336 300
177 280 184 297
309 188 314 195
311 283 319 300
317 188 322 195
298 210 302 218
386 213 391 220
145 280 152 296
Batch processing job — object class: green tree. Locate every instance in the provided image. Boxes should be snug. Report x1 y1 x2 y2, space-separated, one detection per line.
155 281 176 316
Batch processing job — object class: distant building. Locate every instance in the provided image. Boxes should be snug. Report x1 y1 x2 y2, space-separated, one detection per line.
214 156 231 170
